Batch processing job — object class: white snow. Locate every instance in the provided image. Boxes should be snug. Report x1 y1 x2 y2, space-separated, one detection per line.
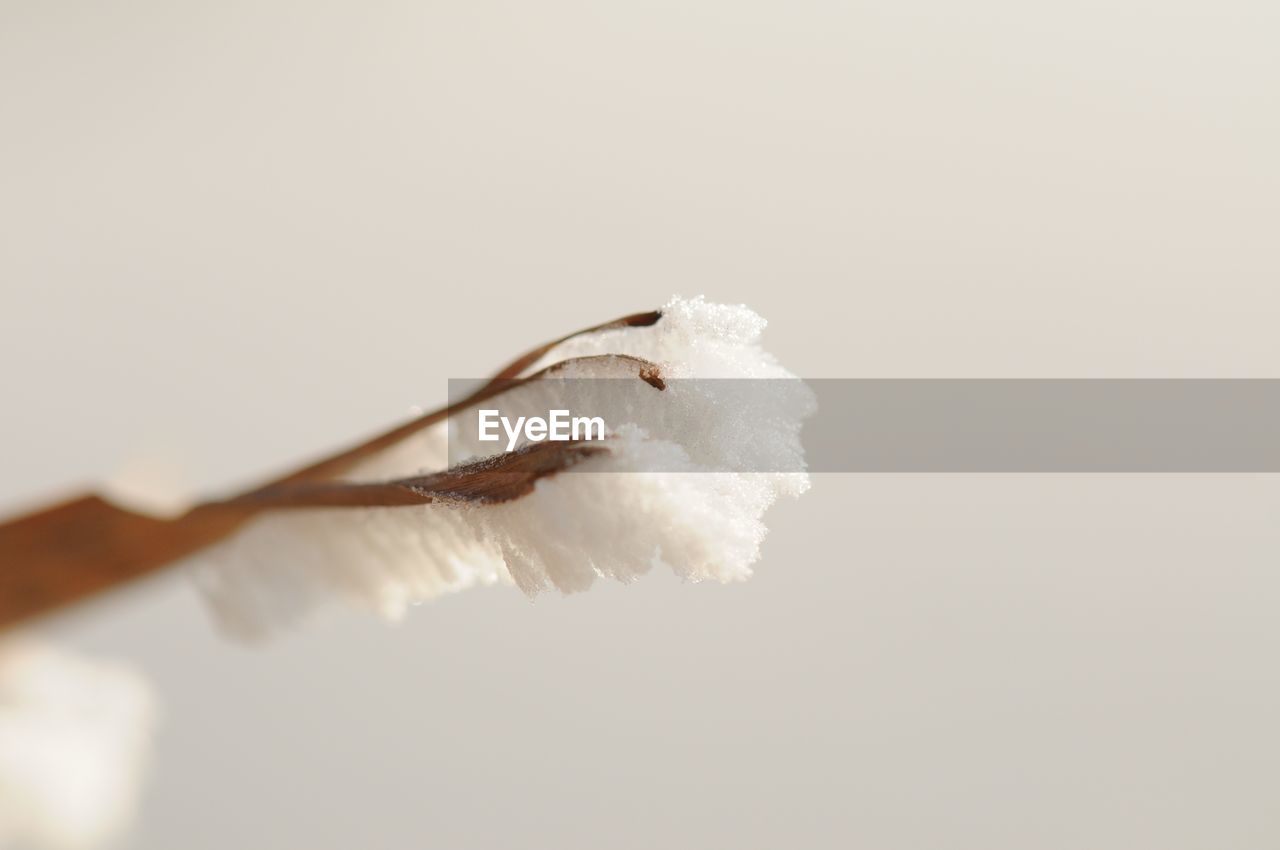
0 641 155 850
196 297 812 639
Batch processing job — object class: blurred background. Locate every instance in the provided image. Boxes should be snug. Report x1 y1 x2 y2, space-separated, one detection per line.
1 1 1277 847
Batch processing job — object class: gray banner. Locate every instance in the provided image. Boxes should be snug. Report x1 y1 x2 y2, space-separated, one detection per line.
447 379 1280 472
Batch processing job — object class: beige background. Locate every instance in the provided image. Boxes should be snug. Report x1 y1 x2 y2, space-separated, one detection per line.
1 1 1278 847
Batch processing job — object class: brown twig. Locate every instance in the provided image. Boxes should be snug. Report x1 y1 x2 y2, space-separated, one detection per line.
0 311 664 630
